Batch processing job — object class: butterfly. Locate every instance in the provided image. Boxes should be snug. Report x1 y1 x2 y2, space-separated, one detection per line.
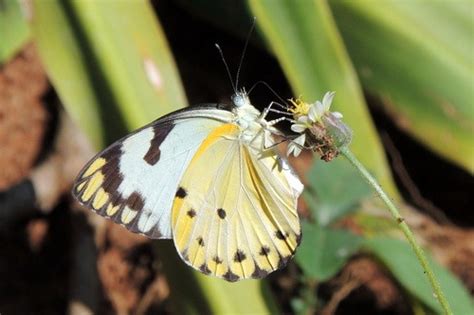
72 89 303 282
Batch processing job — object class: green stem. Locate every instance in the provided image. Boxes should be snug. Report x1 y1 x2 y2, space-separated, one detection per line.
340 147 453 315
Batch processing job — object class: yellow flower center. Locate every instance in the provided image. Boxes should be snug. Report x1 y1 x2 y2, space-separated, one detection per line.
289 97 310 118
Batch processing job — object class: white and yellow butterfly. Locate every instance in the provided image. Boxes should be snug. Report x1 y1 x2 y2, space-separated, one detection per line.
73 88 303 282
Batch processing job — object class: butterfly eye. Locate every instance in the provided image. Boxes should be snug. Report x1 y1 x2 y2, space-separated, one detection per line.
232 94 244 107
231 91 251 108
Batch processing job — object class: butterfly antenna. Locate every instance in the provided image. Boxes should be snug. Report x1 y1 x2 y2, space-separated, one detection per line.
215 43 237 93
235 17 257 91
248 80 290 109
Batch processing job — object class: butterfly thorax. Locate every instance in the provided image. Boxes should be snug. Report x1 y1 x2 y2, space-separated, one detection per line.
231 91 276 151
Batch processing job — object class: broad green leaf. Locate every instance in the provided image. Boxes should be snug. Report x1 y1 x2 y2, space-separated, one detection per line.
0 0 30 64
306 157 371 226
296 224 362 281
330 0 474 173
32 0 105 148
365 237 474 315
70 0 187 129
248 0 399 197
32 1 276 314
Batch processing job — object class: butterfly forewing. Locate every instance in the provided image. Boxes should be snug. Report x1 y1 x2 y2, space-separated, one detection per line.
171 123 302 281
73 107 233 239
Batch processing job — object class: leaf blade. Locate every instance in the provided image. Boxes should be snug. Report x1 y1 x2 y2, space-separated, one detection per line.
365 237 474 315
248 0 399 196
330 0 474 172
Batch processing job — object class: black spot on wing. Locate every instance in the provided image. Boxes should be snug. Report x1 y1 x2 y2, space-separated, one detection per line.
217 208 226 219
148 228 162 239
251 264 269 279
277 255 292 270
199 264 211 275
223 270 240 282
275 231 286 240
176 187 187 199
126 192 145 211
143 123 174 165
187 209 196 218
259 246 270 256
212 256 223 264
197 236 205 247
233 250 246 262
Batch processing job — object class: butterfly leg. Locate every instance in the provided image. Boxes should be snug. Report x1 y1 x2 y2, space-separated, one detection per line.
250 118 297 153
260 101 294 121
260 134 313 152
248 125 286 154
249 100 305 153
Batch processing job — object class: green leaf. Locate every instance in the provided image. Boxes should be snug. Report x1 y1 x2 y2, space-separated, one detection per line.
0 0 30 64
330 0 474 173
306 157 371 226
70 0 187 129
32 0 106 148
296 224 362 281
365 237 474 315
248 0 399 197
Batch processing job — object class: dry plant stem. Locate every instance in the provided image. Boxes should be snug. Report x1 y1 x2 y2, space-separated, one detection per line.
340 147 453 315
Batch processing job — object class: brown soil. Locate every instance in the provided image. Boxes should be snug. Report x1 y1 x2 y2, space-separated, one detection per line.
0 43 48 189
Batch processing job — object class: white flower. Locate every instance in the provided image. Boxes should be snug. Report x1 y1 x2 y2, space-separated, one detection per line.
287 134 306 157
287 91 337 157
290 91 336 134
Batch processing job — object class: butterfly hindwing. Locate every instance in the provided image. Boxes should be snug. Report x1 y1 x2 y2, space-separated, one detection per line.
73 107 233 239
171 123 303 281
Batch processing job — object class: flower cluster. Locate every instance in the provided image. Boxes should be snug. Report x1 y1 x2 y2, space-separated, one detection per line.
287 92 351 161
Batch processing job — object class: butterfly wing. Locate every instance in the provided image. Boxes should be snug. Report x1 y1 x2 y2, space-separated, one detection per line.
73 106 233 239
172 123 303 281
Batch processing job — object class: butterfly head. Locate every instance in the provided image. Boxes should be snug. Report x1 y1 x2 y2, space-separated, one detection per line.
231 89 251 108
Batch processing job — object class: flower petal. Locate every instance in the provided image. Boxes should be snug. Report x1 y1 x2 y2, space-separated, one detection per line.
291 123 307 133
293 146 302 157
287 141 296 156
322 91 335 111
297 116 309 124
315 101 325 118
287 142 302 157
295 134 306 146
308 103 318 122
